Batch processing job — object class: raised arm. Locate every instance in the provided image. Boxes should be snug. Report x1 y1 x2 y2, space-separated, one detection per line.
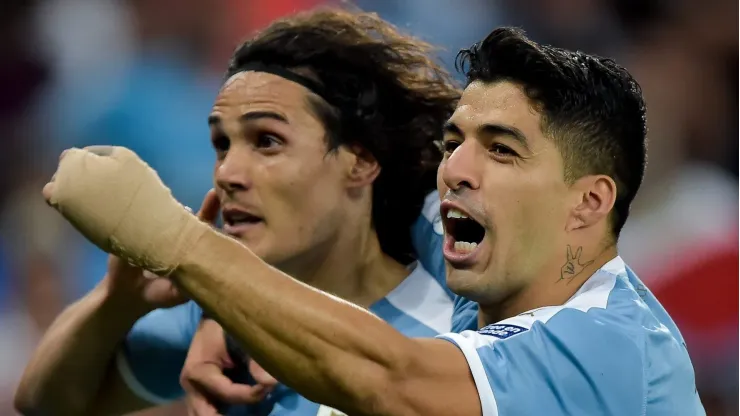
16 191 219 416
14 262 155 416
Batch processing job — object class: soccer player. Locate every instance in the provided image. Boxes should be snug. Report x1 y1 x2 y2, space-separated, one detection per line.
33 27 705 415
13 9 462 416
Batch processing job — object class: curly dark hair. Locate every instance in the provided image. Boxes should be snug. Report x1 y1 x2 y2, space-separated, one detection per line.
225 8 460 263
456 27 647 239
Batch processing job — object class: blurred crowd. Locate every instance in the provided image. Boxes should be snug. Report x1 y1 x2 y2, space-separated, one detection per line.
0 0 736 414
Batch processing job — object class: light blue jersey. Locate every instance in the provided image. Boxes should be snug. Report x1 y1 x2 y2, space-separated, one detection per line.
439 256 705 416
116 191 462 414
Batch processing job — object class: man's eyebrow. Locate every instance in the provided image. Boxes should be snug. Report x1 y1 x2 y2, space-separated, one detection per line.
478 123 530 151
208 111 289 126
443 121 529 150
442 121 463 136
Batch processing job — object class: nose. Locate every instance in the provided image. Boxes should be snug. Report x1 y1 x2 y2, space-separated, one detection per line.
214 145 253 195
441 141 482 192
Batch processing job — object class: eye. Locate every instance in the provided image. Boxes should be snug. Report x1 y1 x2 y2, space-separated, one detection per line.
443 140 461 155
490 143 518 157
255 133 283 149
212 135 230 159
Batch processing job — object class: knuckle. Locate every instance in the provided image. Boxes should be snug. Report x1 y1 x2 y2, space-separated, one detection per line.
84 145 115 157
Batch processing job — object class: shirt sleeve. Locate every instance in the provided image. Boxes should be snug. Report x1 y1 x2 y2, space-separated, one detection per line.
437 309 644 416
115 301 202 403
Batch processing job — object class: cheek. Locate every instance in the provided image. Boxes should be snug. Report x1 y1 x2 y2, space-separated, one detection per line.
487 172 561 233
268 159 344 223
212 161 220 187
517 180 569 237
436 165 448 198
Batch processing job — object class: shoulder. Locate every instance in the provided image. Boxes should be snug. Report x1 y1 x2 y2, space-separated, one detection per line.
449 303 645 366
435 257 704 415
437 259 652 415
439 307 646 416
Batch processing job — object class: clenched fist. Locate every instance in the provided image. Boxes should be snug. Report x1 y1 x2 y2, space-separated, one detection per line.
43 146 211 275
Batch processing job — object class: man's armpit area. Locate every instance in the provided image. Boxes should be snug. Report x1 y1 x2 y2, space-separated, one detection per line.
389 338 482 416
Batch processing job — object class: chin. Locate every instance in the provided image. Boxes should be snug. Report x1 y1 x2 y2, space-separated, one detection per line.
446 268 485 298
447 266 510 305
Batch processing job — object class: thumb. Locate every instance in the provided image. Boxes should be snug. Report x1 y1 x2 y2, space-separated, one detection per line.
42 148 77 205
249 360 278 388
189 365 268 405
42 182 55 205
197 189 220 226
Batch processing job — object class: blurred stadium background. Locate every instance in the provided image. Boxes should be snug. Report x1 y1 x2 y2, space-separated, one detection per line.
0 0 736 414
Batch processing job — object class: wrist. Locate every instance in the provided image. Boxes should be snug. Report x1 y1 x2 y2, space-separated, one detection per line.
174 226 234 281
172 227 258 311
148 211 214 276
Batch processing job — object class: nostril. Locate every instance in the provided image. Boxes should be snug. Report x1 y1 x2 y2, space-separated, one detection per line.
218 180 248 194
457 180 473 190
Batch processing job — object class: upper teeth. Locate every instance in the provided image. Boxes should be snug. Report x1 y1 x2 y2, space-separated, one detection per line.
446 209 468 219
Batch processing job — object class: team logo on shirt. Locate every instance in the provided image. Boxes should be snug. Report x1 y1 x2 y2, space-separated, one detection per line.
478 323 528 339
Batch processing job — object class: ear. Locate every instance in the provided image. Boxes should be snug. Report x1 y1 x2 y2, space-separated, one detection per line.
344 145 380 188
566 174 617 232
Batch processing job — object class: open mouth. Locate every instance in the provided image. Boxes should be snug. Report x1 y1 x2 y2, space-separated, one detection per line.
222 208 264 235
443 207 486 255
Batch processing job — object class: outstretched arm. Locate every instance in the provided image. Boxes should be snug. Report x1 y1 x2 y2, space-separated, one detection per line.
42 146 481 416
172 230 481 416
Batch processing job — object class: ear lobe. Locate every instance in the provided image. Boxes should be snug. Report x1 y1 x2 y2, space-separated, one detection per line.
567 175 617 232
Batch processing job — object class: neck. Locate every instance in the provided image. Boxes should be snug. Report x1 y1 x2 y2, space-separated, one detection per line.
278 216 408 308
478 242 618 326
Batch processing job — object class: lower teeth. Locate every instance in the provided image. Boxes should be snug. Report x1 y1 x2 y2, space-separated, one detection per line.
454 241 478 253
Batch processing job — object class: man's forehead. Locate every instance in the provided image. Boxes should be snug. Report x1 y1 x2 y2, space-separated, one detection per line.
212 71 310 119
450 81 538 128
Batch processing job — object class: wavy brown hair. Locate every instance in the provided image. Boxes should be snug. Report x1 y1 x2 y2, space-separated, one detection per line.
226 8 461 263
